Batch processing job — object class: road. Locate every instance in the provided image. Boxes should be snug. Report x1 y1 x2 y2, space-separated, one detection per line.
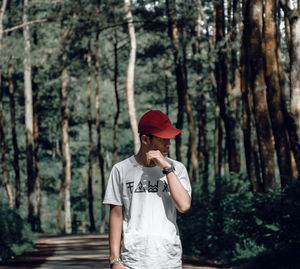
0 234 228 269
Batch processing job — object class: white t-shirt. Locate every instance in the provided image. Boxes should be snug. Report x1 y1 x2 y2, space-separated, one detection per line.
103 155 192 269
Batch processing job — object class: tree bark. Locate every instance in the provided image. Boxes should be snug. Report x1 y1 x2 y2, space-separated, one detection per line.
0 0 14 208
214 0 226 198
94 33 106 234
8 64 21 208
226 0 241 173
264 0 293 186
0 85 14 208
243 0 276 191
166 0 185 162
33 73 42 231
280 0 300 178
197 94 209 195
289 9 300 176
182 29 198 180
124 0 140 154
23 0 39 229
112 30 120 166
86 51 96 232
60 60 72 234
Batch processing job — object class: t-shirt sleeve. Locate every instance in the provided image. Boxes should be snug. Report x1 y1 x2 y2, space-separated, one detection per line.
103 165 123 206
176 163 192 197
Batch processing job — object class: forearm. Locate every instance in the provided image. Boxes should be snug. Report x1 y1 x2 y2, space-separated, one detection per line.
109 205 123 259
166 172 191 213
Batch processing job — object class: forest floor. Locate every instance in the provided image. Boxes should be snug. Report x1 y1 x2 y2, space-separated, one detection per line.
0 234 231 269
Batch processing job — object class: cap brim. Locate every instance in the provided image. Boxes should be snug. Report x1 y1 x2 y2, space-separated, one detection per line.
152 127 183 139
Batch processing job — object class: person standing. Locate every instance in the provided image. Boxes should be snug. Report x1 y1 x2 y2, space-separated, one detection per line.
103 110 192 269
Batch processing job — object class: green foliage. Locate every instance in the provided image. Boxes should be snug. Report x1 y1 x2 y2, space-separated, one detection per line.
0 206 35 262
178 175 300 268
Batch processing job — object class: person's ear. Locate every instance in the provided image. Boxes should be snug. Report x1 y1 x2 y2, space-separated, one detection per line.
141 134 151 145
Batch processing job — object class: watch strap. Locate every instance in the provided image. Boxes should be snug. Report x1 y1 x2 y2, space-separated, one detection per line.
162 165 175 175
110 257 123 265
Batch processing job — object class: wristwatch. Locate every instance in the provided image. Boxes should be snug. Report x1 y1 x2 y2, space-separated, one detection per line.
110 257 123 265
162 165 175 175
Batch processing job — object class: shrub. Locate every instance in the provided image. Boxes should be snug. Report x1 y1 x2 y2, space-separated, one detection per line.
0 206 35 262
178 174 300 268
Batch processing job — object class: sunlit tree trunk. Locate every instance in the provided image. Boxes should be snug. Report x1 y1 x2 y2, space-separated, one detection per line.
86 51 96 232
264 0 293 187
8 64 21 208
94 33 106 234
60 57 72 234
23 0 39 229
124 0 140 154
166 0 185 162
243 0 276 191
57 7 75 234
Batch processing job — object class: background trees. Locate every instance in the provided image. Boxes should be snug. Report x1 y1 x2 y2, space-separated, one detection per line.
0 0 299 267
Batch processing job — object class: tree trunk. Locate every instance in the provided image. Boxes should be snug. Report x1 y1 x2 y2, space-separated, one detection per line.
23 0 38 229
56 184 63 232
289 9 300 177
264 0 293 187
226 0 241 173
86 51 96 232
0 0 14 208
112 30 120 165
0 84 14 208
31 24 42 231
124 0 140 154
214 0 226 198
243 0 276 191
166 0 185 162
279 1 300 178
194 0 214 193
94 33 106 234
60 61 72 234
241 48 264 192
8 64 21 208
182 29 198 180
197 94 209 196
60 55 72 233
163 58 170 116
33 75 42 231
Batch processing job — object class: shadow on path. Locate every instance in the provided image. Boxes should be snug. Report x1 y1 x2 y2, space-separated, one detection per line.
0 234 228 269
0 234 110 269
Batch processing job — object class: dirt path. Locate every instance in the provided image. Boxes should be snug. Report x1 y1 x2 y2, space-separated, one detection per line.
0 234 227 269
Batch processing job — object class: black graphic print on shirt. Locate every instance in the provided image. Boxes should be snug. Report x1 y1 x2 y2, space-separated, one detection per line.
126 179 169 194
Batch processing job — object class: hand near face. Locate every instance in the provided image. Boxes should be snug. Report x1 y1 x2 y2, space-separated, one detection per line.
146 150 171 168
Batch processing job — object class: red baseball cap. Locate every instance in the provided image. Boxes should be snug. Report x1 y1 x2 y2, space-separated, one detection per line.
138 110 183 139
